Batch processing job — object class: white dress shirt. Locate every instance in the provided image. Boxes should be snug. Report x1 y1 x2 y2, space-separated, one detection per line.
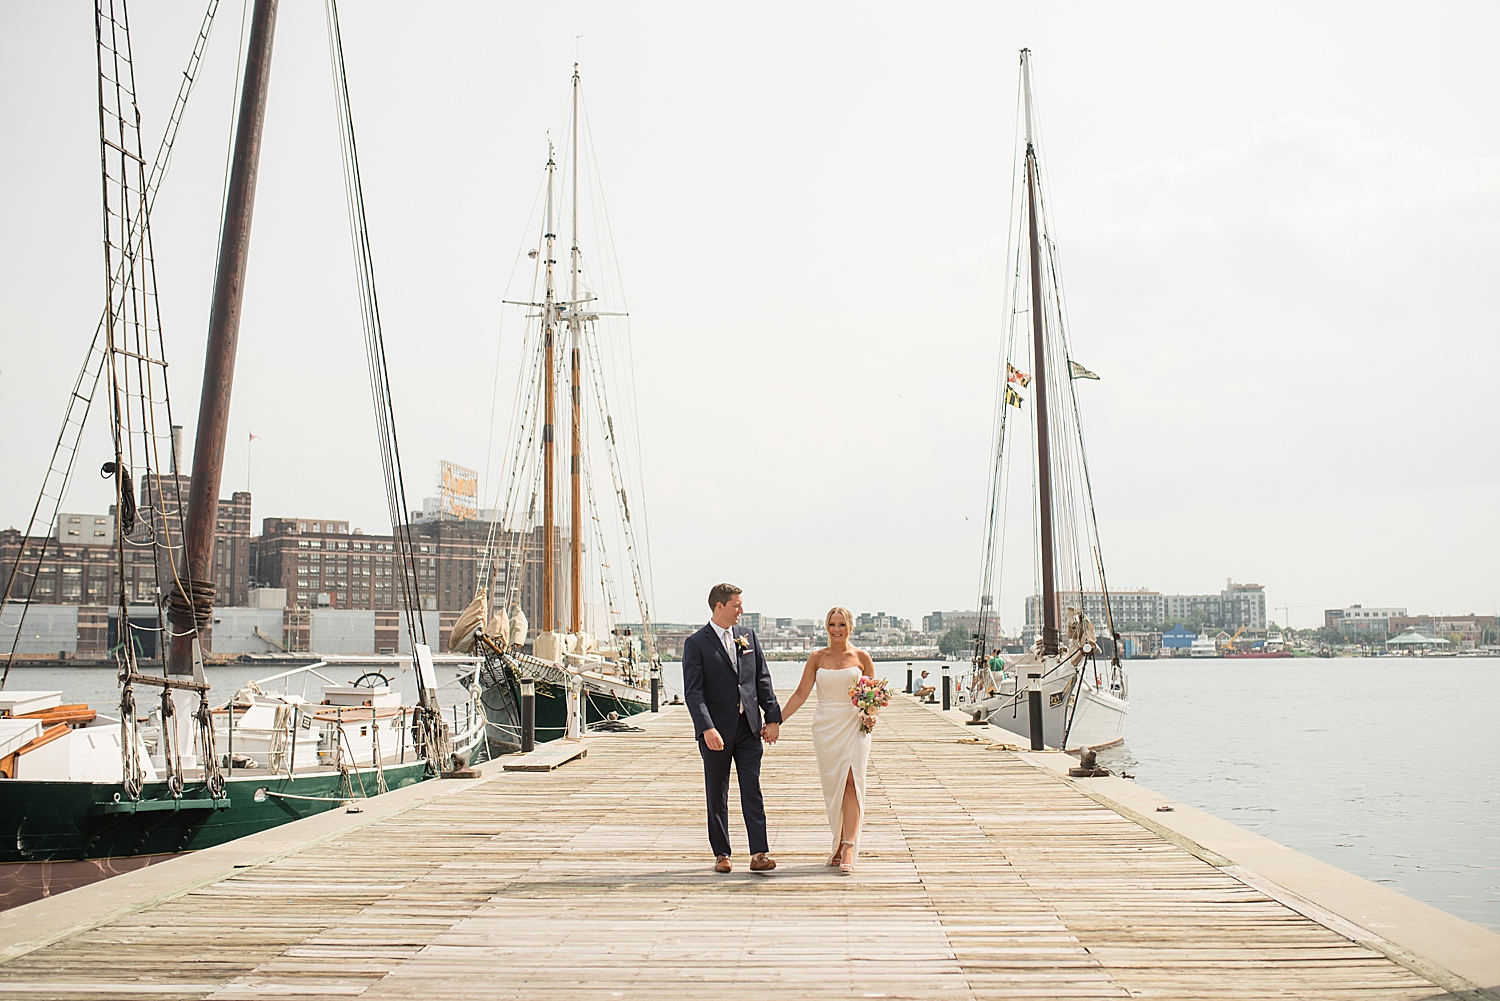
710 620 744 713
712 621 736 662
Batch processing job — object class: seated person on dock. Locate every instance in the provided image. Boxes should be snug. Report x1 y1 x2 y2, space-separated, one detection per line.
914 670 936 703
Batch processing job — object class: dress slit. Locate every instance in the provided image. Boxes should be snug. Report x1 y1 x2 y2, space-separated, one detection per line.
812 666 871 865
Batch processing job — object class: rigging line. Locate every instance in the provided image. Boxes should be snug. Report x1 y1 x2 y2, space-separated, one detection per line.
1045 238 1119 651
578 94 657 612
324 0 424 643
480 177 550 594
581 323 656 657
975 79 1027 649
211 0 251 287
484 176 549 501
0 0 222 645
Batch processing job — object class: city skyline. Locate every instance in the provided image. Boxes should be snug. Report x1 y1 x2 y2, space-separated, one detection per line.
2 4 1496 633
9 486 1491 635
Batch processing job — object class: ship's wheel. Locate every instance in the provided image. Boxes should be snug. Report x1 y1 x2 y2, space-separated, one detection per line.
351 671 391 689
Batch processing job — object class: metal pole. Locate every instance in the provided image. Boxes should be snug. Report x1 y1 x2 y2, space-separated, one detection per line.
167 0 279 675
905 664 912 694
1027 672 1044 751
520 677 535 753
941 665 951 711
650 661 660 713
541 146 557 633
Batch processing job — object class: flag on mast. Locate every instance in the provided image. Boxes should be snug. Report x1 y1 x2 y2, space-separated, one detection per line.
1069 360 1100 380
1006 362 1032 387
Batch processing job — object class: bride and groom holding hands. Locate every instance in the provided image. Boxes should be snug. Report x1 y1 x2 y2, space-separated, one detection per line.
681 582 875 875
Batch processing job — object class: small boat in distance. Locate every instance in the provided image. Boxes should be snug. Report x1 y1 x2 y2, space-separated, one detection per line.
960 50 1129 752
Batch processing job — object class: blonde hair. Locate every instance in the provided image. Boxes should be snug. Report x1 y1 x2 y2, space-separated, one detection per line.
825 606 854 631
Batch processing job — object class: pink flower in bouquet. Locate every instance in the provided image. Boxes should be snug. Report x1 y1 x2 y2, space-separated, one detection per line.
849 676 892 734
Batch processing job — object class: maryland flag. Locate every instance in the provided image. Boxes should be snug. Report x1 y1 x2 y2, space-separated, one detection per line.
1006 363 1032 387
1004 386 1025 408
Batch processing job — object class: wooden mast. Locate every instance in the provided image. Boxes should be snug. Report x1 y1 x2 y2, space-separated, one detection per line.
166 0 278 675
1021 48 1059 657
541 143 558 633
568 65 583 635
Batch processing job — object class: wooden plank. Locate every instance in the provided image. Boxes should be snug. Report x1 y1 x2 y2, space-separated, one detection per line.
0 697 1458 1001
500 741 589 772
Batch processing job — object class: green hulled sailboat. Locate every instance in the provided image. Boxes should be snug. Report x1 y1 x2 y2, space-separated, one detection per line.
465 67 660 754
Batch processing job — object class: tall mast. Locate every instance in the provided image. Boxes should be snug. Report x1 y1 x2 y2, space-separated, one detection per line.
568 64 583 635
541 143 558 633
1021 48 1059 656
167 0 278 675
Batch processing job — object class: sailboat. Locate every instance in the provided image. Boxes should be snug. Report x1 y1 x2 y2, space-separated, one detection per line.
0 0 482 909
959 50 1129 752
459 67 659 755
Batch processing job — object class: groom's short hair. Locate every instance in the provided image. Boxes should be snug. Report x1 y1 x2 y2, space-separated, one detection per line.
708 582 742 610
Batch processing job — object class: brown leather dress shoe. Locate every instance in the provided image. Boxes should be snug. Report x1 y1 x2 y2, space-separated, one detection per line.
714 855 732 873
749 852 776 872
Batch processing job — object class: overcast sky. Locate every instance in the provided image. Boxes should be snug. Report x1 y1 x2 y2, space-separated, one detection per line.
2 2 1496 631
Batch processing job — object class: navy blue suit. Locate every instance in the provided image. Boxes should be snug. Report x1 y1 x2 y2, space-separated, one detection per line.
682 623 782 857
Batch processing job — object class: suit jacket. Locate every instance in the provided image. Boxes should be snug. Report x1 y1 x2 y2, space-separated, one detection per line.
682 623 782 739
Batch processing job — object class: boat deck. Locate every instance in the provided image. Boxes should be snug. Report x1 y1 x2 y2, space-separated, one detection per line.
0 695 1494 1000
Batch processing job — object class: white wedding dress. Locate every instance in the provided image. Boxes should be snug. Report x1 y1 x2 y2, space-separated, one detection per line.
812 666 871 863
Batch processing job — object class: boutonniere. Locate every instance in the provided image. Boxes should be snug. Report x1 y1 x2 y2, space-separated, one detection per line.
734 634 751 652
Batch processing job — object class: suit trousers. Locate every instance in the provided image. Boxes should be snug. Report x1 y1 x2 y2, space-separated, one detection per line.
699 712 767 857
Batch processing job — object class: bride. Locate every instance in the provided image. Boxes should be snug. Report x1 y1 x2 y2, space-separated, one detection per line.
780 606 875 874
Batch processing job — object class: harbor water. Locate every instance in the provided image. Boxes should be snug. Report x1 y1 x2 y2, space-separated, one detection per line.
8 654 1496 931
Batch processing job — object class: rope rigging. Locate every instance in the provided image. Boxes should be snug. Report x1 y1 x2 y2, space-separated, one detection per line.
2 0 222 691
323 0 450 764
972 53 1126 709
477 68 661 673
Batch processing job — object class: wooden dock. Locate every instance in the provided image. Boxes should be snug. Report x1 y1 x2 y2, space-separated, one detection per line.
0 695 1495 1000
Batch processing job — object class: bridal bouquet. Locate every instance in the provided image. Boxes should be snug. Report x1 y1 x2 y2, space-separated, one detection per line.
849 676 892 734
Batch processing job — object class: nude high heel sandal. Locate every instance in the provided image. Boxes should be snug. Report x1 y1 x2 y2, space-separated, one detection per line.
838 840 856 874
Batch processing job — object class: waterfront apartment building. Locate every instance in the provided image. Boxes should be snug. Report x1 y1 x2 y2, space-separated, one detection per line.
1025 579 1268 636
1324 604 1407 638
922 610 987 637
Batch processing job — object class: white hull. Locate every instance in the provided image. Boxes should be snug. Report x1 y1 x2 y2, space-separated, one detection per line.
962 649 1129 751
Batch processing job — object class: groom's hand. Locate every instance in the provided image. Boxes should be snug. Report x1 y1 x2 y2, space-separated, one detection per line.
761 723 780 744
702 728 724 751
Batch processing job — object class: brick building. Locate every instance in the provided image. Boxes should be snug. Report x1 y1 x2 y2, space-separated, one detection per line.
249 516 559 630
1 483 253 610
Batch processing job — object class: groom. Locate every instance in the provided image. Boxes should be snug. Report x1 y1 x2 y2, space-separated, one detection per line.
682 582 782 873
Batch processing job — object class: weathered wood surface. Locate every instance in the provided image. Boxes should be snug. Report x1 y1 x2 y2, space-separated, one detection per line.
0 697 1451 1000
500 740 589 772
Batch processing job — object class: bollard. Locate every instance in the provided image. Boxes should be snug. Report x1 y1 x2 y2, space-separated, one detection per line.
941 664 951 711
905 664 913 694
650 661 661 713
1027 673 1044 750
520 677 536 753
